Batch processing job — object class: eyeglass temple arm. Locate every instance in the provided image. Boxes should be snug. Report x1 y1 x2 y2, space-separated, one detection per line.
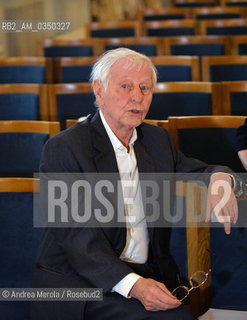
206 248 218 272
176 273 181 286
205 268 212 278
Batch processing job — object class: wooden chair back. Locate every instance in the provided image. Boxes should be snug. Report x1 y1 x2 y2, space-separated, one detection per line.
39 38 101 57
198 18 247 36
97 37 165 56
55 57 97 83
0 57 53 84
0 120 60 137
143 20 198 37
137 7 191 25
201 55 247 81
0 84 48 120
221 81 247 115
191 6 244 19
230 35 247 54
48 83 94 130
147 82 222 120
151 56 200 81
85 21 142 38
172 0 218 7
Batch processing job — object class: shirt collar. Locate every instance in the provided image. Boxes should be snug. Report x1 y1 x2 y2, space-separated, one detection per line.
99 110 137 152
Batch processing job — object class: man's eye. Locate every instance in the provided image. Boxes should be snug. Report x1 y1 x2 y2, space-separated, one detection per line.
140 85 151 93
121 84 128 89
141 86 148 91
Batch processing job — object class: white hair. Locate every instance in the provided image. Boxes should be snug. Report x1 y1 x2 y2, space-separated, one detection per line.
90 48 157 104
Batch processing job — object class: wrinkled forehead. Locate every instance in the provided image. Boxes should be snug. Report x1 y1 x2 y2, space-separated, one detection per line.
112 57 151 74
102 57 154 90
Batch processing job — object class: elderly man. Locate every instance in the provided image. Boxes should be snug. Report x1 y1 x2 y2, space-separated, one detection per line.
31 48 241 320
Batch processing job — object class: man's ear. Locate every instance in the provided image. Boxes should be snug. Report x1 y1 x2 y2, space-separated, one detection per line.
93 79 104 107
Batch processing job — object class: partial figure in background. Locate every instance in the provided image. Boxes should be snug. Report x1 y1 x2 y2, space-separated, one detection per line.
236 118 247 170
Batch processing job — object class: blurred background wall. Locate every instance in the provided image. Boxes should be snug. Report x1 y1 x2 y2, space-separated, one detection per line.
0 0 169 56
0 0 90 56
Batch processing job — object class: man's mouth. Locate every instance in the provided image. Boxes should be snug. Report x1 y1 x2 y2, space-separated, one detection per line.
130 109 141 114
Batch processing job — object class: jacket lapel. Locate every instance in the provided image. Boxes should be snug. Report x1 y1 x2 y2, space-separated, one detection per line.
90 111 119 174
89 113 126 253
134 140 156 174
134 125 157 242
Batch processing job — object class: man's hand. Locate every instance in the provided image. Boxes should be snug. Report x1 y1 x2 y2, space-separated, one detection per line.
129 278 181 311
205 173 238 234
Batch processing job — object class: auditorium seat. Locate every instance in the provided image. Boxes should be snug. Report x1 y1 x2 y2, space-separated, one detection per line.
55 57 97 83
0 84 48 121
201 55 247 81
230 35 247 54
144 119 169 130
221 81 247 115
137 7 191 24
85 21 141 38
164 35 231 56
99 37 165 56
198 18 247 36
0 57 53 84
168 115 246 171
143 20 198 37
147 82 221 120
0 178 41 320
220 0 247 7
209 189 247 311
48 83 95 130
172 0 218 7
40 38 101 57
151 56 200 81
0 121 60 177
173 178 247 316
191 6 243 19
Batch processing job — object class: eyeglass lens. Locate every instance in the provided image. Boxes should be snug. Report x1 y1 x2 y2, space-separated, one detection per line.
190 271 207 288
172 286 189 301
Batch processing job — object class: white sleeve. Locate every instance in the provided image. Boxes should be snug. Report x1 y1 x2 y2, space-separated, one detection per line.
112 273 142 298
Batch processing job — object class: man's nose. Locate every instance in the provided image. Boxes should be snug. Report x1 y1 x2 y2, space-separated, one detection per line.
131 85 143 102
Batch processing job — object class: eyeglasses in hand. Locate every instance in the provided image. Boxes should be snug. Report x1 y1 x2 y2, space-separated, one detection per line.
172 249 217 302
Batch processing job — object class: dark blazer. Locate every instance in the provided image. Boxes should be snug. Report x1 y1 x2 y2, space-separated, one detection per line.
31 111 224 320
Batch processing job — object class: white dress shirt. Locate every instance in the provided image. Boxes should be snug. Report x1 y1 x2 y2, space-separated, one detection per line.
99 111 150 298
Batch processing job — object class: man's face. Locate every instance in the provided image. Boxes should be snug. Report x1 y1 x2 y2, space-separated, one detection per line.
94 59 153 134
